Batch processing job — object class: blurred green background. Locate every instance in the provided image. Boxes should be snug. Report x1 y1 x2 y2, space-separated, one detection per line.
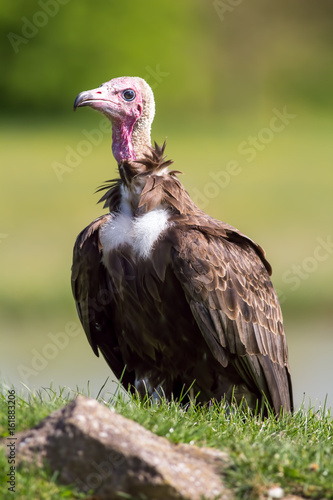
1 0 332 408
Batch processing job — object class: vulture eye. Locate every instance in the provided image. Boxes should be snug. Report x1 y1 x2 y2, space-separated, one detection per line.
122 89 136 101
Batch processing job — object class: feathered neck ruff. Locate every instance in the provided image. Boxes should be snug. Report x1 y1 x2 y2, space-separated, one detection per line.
96 142 190 215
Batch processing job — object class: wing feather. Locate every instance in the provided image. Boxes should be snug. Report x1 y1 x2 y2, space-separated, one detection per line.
171 225 293 412
71 214 135 389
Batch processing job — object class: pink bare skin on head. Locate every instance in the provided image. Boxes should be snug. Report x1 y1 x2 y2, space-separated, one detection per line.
74 76 155 164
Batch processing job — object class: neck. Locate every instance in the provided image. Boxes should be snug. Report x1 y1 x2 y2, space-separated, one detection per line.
111 117 152 164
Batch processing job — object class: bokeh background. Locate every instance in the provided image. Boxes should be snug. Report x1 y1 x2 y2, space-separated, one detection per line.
1 0 332 409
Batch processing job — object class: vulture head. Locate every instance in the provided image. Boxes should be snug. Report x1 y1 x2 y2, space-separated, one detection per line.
74 77 155 163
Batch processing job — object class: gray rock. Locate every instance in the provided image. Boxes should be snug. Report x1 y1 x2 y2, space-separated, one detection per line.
12 396 231 500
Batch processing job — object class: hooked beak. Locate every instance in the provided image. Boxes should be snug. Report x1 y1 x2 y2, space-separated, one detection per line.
73 86 116 113
73 90 94 111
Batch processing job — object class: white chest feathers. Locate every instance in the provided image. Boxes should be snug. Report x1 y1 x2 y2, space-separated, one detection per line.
100 207 170 259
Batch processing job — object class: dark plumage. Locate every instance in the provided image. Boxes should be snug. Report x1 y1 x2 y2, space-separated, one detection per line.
72 77 293 414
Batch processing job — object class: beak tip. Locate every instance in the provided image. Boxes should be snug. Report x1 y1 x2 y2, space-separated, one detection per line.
73 94 82 111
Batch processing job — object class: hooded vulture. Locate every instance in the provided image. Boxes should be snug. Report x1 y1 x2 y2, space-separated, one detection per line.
72 76 293 414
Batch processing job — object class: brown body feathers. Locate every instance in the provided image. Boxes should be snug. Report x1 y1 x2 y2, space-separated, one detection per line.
72 143 293 414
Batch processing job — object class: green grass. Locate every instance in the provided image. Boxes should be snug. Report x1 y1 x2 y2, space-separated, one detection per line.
1 384 332 500
0 386 91 500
